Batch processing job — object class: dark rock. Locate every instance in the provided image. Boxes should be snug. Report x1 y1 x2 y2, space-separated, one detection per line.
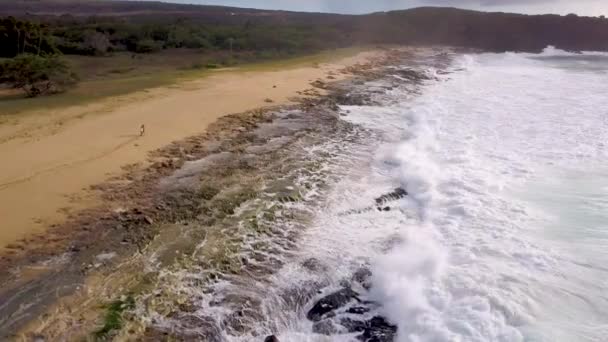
357 316 397 342
264 335 280 342
347 306 370 315
395 69 430 82
339 188 408 217
341 318 368 332
307 288 360 321
337 315 397 342
375 188 407 206
333 92 371 106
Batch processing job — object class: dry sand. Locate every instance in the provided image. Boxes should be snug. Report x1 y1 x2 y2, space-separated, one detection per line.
0 51 377 250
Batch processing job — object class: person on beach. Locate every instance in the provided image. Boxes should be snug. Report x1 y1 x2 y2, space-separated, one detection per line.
140 124 145 137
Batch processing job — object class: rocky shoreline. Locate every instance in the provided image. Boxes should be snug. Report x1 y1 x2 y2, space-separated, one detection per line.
0 47 452 341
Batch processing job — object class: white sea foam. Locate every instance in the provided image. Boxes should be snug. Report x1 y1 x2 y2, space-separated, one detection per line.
231 48 608 342
361 49 608 341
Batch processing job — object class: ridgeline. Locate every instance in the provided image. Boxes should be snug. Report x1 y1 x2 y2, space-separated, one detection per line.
1 0 606 99
1 0 607 57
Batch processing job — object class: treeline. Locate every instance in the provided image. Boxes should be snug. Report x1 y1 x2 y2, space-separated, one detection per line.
2 3 607 59
2 0 608 98
0 16 345 58
0 17 58 57
0 14 346 97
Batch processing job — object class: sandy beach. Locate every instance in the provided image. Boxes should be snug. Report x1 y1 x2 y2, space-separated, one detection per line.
0 50 377 251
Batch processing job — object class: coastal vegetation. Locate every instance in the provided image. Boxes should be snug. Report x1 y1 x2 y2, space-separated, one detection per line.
0 53 77 97
1 1 607 102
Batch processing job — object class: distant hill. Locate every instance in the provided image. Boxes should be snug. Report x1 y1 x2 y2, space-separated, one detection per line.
356 7 608 52
1 0 607 53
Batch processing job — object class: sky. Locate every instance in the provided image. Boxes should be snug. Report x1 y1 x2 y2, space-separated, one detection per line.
157 0 608 16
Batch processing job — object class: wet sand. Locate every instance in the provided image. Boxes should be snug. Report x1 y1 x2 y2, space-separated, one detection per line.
0 50 377 251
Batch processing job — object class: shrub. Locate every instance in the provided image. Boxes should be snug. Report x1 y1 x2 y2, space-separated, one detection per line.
134 39 162 53
182 36 212 49
0 53 78 97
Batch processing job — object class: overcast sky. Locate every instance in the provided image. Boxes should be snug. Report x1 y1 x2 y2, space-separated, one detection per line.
159 0 607 16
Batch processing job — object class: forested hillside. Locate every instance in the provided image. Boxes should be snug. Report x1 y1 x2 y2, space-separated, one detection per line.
1 0 607 57
1 0 607 98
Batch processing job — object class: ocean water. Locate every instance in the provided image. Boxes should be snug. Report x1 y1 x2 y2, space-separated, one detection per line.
255 48 608 342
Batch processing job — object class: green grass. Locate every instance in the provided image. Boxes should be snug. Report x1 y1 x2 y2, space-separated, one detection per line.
0 72 182 116
0 47 371 117
239 47 370 72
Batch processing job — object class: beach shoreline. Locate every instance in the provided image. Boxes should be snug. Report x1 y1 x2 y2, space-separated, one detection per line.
0 47 413 339
0 49 379 252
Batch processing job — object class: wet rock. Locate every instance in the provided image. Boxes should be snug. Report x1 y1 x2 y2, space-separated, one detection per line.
264 335 280 342
331 316 397 342
332 91 371 106
301 258 327 272
313 319 339 335
357 316 397 342
341 317 368 332
340 188 408 216
307 288 360 321
395 68 430 82
347 306 370 315
352 268 372 289
374 188 408 206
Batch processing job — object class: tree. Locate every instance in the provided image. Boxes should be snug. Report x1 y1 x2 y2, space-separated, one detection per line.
0 54 78 97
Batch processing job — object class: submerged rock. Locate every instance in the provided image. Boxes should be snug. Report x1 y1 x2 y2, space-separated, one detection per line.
306 288 360 321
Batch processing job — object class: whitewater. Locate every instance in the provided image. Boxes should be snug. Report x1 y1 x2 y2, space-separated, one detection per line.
239 48 608 342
